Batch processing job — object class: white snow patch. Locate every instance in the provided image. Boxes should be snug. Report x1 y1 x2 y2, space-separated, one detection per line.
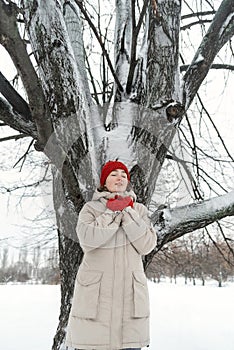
151 103 163 109
0 284 60 350
194 53 204 64
166 101 179 108
219 13 234 38
58 204 65 216
1 280 234 350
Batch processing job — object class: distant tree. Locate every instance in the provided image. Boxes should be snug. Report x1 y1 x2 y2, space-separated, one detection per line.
32 245 41 283
0 247 8 270
205 239 234 286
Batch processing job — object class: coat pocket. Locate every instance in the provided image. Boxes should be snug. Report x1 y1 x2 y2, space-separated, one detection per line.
71 270 103 319
132 271 150 318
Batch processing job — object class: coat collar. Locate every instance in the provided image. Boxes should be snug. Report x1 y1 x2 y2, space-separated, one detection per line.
92 189 137 203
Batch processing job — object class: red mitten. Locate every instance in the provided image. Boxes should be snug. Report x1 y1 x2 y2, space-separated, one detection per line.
106 195 134 211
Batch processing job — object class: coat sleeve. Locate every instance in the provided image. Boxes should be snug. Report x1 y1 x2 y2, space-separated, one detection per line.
76 203 122 253
121 204 157 256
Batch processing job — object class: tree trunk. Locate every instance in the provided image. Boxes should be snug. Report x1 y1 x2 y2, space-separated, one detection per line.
51 168 84 349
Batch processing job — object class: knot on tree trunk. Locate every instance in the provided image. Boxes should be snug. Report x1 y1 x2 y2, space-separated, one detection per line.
166 100 185 123
151 99 185 124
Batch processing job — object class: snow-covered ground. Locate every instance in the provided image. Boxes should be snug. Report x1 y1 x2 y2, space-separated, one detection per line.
0 279 234 350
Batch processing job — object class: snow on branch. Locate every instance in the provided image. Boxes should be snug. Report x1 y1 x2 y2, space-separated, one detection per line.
152 190 234 249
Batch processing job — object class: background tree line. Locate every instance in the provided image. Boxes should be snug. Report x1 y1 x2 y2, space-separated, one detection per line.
0 245 60 284
147 232 234 287
1 233 233 287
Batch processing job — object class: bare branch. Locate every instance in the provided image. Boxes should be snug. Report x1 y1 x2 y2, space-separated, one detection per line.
0 71 32 121
205 227 234 266
196 93 234 161
182 0 234 109
0 96 37 138
181 11 216 20
217 221 234 259
180 63 234 72
0 0 52 150
13 138 34 170
74 0 123 93
135 0 149 37
126 0 149 94
85 53 100 105
0 133 29 142
181 19 212 31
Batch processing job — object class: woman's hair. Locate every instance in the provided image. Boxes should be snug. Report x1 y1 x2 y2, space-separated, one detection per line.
97 182 133 192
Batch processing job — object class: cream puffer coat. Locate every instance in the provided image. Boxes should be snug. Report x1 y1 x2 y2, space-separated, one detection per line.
65 189 157 350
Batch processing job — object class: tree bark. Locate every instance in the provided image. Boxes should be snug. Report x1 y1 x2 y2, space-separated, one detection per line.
51 168 84 350
62 0 93 106
114 0 132 99
0 96 37 137
128 0 183 204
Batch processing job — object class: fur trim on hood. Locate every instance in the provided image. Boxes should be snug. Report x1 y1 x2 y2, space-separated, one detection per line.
92 189 137 203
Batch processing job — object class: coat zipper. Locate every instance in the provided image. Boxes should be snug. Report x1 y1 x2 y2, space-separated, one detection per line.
109 232 117 349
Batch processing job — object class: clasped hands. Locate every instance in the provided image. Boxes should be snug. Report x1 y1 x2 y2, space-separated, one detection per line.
106 195 135 225
106 195 133 212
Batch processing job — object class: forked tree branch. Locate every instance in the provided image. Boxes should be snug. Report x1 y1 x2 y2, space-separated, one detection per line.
0 0 52 150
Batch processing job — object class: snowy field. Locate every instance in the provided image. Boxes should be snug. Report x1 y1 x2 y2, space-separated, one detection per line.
0 279 234 350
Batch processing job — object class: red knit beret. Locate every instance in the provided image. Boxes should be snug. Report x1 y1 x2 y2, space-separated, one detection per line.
100 161 130 186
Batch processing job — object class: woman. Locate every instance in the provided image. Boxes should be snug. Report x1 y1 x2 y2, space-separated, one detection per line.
65 160 157 350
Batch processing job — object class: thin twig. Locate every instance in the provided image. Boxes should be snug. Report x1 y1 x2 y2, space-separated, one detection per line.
74 0 123 92
180 63 234 72
205 227 234 267
197 93 234 161
0 134 29 142
181 19 212 31
217 222 234 259
181 10 216 20
126 0 149 94
13 139 34 170
85 53 100 105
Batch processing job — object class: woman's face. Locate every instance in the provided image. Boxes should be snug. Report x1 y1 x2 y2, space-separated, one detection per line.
105 169 128 193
